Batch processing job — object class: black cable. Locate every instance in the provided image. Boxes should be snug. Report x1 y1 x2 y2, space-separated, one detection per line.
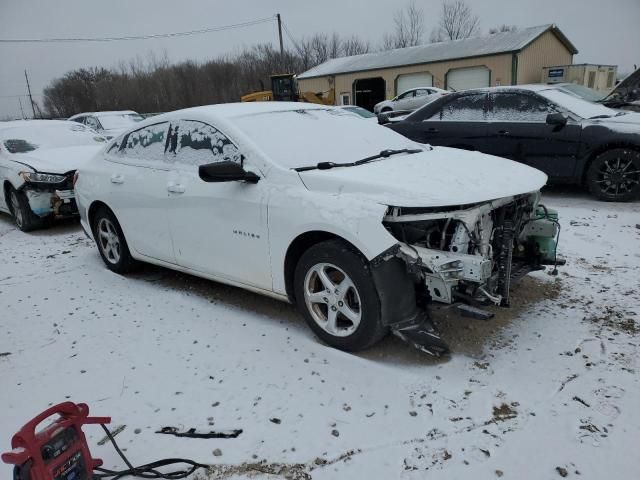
0 17 275 43
93 424 210 479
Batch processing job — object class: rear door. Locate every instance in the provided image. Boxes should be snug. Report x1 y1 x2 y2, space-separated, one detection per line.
486 92 582 178
164 119 272 289
104 121 176 263
417 93 488 149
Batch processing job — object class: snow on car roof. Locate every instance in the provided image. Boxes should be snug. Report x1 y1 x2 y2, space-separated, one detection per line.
299 25 577 79
69 110 138 119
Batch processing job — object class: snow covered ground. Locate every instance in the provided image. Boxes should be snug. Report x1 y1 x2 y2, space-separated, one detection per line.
1 188 638 479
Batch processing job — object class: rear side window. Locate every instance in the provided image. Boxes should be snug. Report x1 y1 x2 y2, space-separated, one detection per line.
429 94 486 121
110 122 169 163
172 120 241 167
489 93 558 122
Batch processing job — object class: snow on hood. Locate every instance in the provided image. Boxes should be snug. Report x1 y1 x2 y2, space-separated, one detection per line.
298 147 547 208
11 145 103 173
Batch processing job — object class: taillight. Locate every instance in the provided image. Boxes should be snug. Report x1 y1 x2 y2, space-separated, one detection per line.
73 171 79 187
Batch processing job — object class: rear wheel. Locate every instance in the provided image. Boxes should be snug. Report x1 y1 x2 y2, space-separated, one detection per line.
7 186 43 232
92 206 138 273
293 239 387 351
586 148 640 201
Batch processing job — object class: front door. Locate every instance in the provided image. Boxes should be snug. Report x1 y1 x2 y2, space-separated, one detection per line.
164 119 272 290
104 121 176 263
486 92 581 179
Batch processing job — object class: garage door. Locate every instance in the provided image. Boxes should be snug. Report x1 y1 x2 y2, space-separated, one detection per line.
396 72 433 95
446 66 490 91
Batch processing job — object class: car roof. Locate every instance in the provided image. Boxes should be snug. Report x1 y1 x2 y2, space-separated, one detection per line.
0 119 78 132
69 110 138 119
450 84 558 95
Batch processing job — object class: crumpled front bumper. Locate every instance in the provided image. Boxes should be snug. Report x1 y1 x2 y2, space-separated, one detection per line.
24 187 78 218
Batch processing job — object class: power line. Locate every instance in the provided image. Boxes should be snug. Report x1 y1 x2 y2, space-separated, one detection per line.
0 16 276 44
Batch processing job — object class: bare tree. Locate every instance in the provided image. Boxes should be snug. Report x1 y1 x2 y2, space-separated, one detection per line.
489 24 517 34
382 0 425 49
342 35 370 56
430 0 480 42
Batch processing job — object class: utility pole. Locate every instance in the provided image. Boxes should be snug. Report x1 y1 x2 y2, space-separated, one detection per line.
24 69 37 118
18 97 26 119
276 13 284 57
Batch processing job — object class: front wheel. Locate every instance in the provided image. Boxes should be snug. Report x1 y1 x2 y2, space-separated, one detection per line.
586 148 640 201
92 206 138 273
7 186 43 232
293 239 387 351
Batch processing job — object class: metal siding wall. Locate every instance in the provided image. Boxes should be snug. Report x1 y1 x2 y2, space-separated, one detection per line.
325 54 512 100
517 31 573 84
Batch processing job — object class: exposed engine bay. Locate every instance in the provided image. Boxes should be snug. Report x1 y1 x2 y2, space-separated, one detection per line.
377 192 562 355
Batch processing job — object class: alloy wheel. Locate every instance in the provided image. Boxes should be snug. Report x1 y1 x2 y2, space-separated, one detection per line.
594 155 640 197
303 262 362 337
97 218 121 264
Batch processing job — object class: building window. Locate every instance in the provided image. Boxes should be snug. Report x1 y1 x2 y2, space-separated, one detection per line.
587 71 596 89
340 93 350 105
606 71 615 89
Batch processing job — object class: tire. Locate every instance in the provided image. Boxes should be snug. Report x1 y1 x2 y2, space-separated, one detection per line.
7 186 43 232
91 206 139 273
586 148 640 202
293 239 387 351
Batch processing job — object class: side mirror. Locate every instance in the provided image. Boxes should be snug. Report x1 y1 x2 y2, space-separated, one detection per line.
546 112 567 127
199 161 260 184
378 113 390 125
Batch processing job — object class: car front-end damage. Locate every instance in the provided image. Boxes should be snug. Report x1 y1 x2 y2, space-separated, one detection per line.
17 170 79 219
371 191 561 356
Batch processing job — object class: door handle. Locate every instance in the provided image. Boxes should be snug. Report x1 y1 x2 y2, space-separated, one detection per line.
498 130 510 136
167 183 185 194
110 174 124 184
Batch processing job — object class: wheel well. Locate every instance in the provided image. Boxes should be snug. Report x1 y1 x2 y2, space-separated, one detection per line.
284 231 359 302
581 143 640 184
3 181 15 209
87 200 111 233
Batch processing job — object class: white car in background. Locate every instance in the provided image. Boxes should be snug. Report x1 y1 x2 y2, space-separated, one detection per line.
0 120 106 231
75 103 559 355
69 110 144 139
374 87 449 114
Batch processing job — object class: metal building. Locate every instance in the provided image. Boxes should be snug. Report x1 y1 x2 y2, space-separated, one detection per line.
297 24 578 111
542 64 618 92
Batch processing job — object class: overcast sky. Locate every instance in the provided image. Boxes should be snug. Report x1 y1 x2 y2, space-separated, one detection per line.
1 0 638 119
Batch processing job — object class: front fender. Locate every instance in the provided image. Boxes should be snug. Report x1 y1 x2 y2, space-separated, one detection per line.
268 188 398 295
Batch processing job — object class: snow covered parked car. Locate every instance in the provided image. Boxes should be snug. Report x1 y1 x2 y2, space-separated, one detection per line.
69 110 144 139
75 103 560 355
0 120 107 231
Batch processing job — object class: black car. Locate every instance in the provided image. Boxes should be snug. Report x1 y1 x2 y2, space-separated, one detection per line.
385 85 640 201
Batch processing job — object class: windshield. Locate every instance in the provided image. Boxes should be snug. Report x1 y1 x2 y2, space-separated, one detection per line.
342 106 376 118
232 108 417 169
538 89 621 119
556 84 606 102
1 122 106 154
98 113 144 130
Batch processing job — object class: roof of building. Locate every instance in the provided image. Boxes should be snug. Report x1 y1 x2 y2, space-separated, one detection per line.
298 24 578 80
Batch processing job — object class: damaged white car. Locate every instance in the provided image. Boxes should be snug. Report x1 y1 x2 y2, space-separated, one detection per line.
0 120 107 231
75 103 561 355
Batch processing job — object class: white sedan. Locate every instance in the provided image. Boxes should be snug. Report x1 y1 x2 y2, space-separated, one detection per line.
68 110 144 139
0 120 106 231
75 103 558 355
374 87 449 114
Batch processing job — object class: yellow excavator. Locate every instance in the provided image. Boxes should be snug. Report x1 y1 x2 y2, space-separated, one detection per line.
241 74 335 105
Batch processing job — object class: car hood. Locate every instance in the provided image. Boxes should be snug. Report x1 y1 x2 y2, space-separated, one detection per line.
587 112 640 129
10 145 103 173
297 147 547 207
